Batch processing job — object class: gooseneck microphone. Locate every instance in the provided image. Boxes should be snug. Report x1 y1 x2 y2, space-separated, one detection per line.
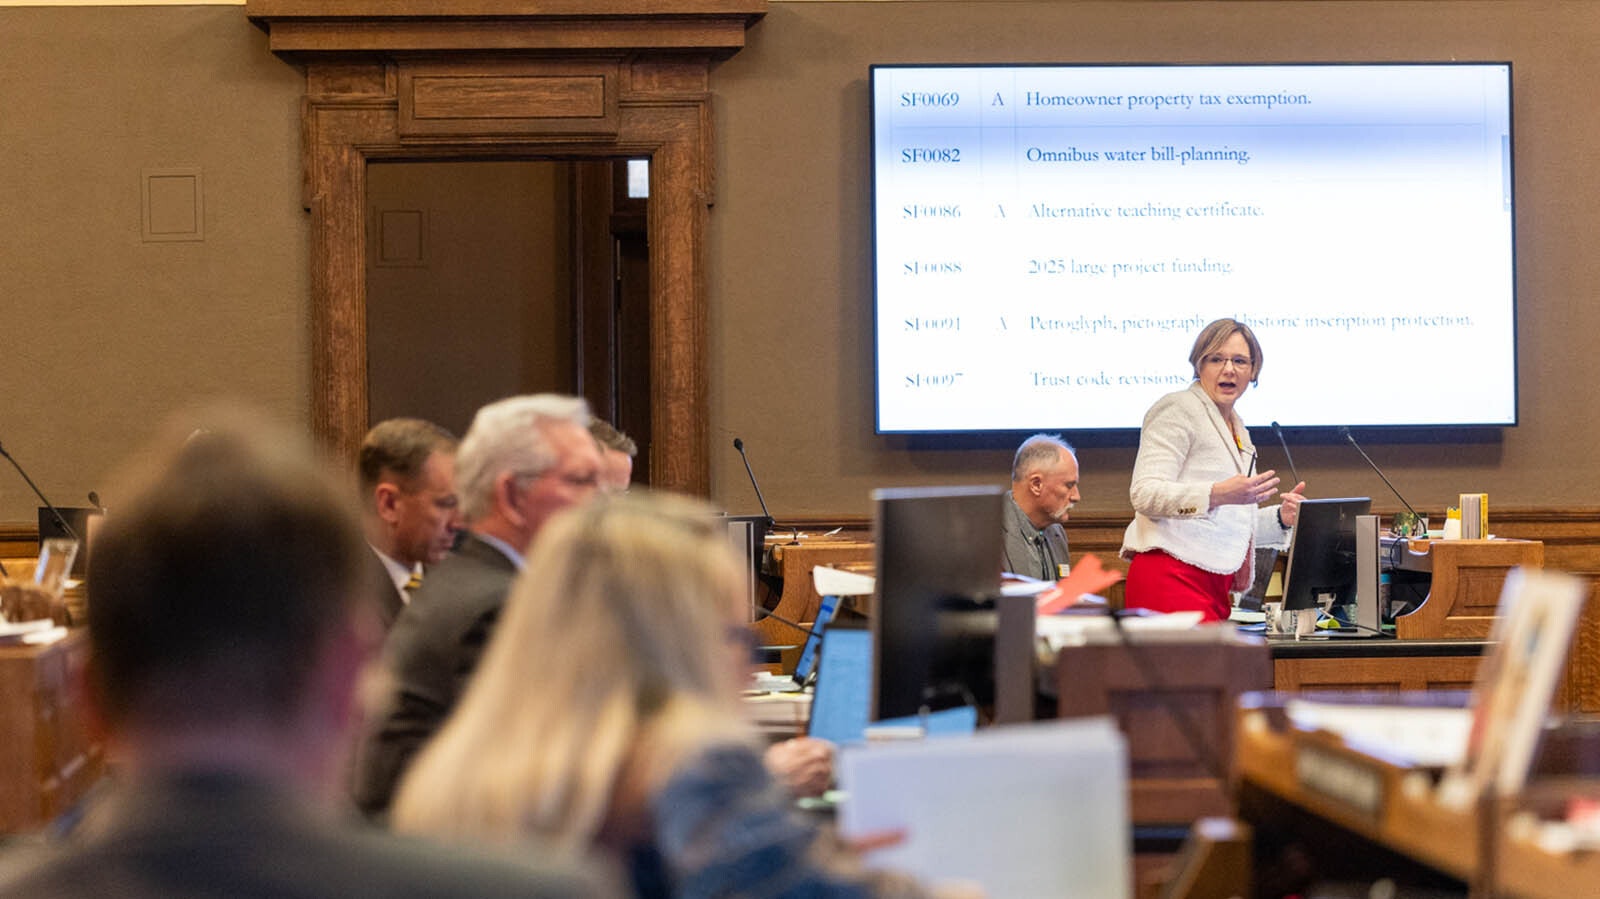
88 491 107 515
0 439 80 543
1270 421 1302 486
1339 426 1422 522
731 437 774 528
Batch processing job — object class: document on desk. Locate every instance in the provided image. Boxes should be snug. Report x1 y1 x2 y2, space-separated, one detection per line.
838 717 1128 898
1286 700 1470 768
811 565 875 596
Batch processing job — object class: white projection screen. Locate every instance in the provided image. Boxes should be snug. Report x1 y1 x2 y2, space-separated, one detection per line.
871 63 1516 434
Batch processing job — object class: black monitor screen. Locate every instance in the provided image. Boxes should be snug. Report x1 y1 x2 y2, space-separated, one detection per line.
871 485 1004 719
1280 497 1372 612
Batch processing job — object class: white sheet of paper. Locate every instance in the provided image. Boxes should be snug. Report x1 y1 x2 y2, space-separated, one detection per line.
811 565 875 596
838 717 1129 898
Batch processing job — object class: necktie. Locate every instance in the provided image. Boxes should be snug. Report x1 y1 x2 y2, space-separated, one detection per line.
404 570 423 592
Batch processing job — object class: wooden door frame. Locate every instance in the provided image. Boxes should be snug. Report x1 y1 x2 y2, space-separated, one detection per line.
245 2 769 495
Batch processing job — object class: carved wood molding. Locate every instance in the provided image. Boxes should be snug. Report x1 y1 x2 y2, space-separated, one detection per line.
245 1 767 495
246 1 768 58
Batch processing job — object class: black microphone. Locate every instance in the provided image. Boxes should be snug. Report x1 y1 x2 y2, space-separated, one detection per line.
1338 426 1422 522
732 437 774 528
1270 421 1302 486
88 491 107 515
0 439 80 543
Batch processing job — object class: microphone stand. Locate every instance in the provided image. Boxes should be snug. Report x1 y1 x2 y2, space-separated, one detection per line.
1339 427 1422 523
1270 421 1302 486
0 440 80 544
732 437 799 544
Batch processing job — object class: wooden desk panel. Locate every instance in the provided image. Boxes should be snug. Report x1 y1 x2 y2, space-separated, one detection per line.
1394 539 1543 640
1269 639 1487 694
1057 639 1272 826
1273 654 1481 693
0 628 101 833
751 539 873 673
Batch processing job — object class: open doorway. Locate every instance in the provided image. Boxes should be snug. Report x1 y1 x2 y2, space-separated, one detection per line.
365 158 651 483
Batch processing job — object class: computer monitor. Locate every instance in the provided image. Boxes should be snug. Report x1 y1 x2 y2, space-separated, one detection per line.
871 485 1005 720
1281 497 1373 613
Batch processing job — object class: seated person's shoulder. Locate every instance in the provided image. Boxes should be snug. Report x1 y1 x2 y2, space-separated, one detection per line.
340 828 622 899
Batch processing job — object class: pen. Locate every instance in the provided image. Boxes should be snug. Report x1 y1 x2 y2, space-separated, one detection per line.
1247 450 1257 476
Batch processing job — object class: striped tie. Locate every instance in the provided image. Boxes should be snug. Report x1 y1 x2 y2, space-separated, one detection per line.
404 570 424 592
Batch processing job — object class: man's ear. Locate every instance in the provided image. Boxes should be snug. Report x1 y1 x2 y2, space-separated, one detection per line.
373 482 402 524
493 471 526 529
1027 472 1046 497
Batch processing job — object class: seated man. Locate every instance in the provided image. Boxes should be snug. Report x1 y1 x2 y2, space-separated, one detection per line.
1002 434 1080 582
358 418 461 629
351 395 603 818
0 411 607 898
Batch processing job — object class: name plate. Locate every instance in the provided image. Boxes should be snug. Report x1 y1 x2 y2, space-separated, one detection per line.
1295 744 1385 822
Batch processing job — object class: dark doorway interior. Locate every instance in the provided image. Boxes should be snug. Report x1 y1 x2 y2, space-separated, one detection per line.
365 158 651 482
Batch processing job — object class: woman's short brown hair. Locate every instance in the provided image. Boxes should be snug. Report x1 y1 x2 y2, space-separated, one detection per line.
1188 318 1263 385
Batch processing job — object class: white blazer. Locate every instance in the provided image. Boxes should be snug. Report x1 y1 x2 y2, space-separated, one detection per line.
1120 382 1290 589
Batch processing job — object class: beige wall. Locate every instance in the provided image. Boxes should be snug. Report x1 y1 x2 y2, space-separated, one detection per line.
1 2 1597 525
0 6 305 521
708 0 1600 518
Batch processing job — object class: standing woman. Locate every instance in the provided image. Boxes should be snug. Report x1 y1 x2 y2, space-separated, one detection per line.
1120 318 1307 622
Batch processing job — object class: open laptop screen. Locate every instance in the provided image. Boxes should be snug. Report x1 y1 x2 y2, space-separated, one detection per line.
805 626 873 746
792 593 843 685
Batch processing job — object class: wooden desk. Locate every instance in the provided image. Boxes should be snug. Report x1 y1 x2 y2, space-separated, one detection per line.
1270 637 1487 694
1058 638 1272 826
0 628 102 833
1391 538 1544 639
1233 695 1600 899
752 538 873 673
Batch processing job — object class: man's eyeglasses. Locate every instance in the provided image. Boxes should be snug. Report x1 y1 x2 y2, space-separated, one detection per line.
518 470 601 490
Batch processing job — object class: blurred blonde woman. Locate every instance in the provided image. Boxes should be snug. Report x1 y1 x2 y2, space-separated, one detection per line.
391 492 940 898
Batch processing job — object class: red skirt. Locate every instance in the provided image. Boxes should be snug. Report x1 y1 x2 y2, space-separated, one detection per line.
1123 549 1234 623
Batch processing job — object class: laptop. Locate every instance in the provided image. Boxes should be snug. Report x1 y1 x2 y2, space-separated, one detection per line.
806 624 978 746
791 593 843 686
805 625 874 746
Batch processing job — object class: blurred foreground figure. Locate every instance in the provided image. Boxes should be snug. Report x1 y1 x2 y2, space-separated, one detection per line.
0 410 610 899
392 492 958 899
